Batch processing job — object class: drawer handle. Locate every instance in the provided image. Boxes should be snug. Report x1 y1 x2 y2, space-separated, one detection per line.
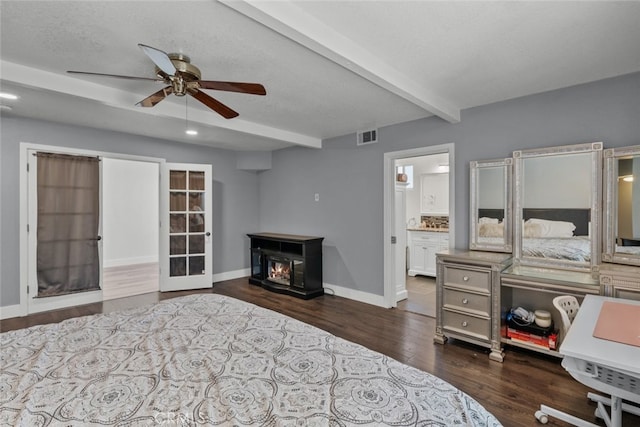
463 276 469 282
461 321 468 327
462 298 469 304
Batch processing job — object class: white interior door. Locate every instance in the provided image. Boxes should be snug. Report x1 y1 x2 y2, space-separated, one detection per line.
394 186 407 302
160 163 213 292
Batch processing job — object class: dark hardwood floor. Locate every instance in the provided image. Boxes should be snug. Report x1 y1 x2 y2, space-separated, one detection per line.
2 278 636 427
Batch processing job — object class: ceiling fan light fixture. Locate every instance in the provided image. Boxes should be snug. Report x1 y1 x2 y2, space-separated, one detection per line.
0 92 18 100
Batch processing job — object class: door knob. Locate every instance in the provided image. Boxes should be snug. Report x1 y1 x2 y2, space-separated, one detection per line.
205 232 211 237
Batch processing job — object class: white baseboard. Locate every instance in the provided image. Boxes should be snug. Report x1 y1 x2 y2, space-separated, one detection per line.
322 283 389 308
396 289 408 302
0 304 23 320
104 256 159 268
213 268 250 283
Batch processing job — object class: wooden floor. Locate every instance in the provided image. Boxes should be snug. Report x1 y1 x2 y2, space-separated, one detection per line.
2 278 637 427
396 274 436 317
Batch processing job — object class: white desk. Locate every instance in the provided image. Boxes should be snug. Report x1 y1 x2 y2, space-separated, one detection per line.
537 295 640 426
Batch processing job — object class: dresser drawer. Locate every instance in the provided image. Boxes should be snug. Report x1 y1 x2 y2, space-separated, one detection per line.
443 288 490 317
442 310 490 341
443 265 491 292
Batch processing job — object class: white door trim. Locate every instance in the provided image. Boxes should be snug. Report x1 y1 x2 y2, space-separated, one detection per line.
383 143 455 308
19 142 165 315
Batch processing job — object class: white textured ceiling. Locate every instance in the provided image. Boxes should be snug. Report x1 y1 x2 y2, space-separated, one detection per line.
1 1 639 151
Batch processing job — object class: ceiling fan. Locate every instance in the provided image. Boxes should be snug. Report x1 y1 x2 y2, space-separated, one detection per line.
67 44 266 119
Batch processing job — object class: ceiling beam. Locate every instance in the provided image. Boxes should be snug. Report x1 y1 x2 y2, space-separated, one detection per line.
221 0 460 124
1 60 322 149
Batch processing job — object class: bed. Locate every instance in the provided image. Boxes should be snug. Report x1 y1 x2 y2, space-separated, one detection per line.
0 294 501 426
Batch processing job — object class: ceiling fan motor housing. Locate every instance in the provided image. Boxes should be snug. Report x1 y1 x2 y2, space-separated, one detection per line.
156 53 202 96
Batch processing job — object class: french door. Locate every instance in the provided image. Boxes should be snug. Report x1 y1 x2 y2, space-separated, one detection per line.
160 163 213 291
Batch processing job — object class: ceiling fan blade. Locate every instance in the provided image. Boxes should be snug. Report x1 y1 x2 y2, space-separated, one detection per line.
136 86 173 107
188 89 239 119
138 44 176 76
67 70 164 82
198 81 266 95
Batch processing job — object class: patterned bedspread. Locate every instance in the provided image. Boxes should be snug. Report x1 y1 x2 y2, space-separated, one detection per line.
1 294 501 426
523 236 591 262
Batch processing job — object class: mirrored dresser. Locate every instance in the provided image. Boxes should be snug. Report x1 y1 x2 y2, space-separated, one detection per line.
435 158 513 362
437 141 640 362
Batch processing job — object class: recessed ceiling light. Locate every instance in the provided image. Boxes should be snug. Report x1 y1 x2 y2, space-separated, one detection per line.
185 129 198 136
0 92 18 100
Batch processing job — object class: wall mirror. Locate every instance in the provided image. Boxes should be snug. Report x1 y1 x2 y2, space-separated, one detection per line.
513 142 602 272
469 158 512 253
603 145 640 266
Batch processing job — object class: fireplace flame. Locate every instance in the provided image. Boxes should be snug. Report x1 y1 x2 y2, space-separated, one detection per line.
269 261 291 284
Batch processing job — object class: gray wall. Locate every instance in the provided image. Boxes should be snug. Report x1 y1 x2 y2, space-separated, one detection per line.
258 72 640 296
1 117 260 306
2 72 639 306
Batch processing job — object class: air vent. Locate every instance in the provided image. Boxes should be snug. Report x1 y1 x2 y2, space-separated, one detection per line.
356 129 378 146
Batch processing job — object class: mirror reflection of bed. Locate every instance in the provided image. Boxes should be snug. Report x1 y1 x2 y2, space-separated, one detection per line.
617 238 640 255
477 209 505 242
520 208 592 262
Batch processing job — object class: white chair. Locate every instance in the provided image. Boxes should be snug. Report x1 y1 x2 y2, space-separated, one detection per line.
535 296 640 426
553 295 580 344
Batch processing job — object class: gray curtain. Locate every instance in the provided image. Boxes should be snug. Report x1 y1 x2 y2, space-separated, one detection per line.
36 152 100 297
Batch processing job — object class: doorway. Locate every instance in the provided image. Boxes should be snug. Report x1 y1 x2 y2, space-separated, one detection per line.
383 144 455 310
395 153 449 317
102 158 160 300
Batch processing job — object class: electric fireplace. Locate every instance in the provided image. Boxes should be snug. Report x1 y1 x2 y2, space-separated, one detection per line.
248 233 323 299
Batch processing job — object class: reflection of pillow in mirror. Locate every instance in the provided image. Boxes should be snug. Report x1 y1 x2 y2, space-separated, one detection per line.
524 222 543 238
479 223 503 237
479 217 499 224
526 218 576 237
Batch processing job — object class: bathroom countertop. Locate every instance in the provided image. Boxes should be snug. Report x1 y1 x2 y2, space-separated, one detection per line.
407 227 449 233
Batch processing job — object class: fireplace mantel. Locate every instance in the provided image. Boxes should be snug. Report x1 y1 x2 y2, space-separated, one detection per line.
247 233 324 299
